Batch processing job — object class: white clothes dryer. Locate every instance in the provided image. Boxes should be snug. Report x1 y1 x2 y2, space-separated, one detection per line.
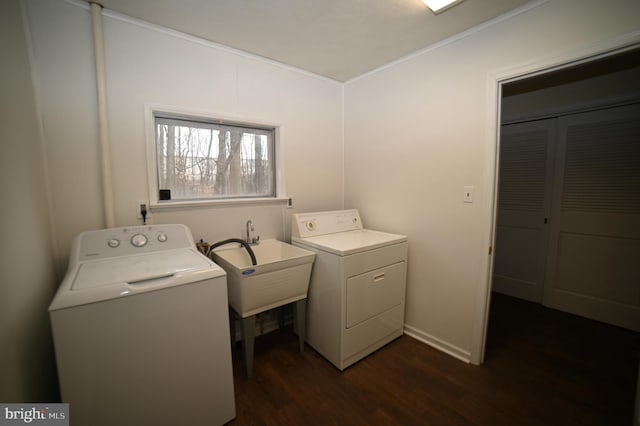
291 210 407 370
49 224 235 426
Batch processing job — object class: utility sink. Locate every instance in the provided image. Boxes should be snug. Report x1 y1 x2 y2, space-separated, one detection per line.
211 239 315 318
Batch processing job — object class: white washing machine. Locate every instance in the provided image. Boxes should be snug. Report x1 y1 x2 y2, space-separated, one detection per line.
49 224 235 426
291 210 408 370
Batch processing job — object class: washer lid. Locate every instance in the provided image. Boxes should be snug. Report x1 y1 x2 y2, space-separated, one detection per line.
72 249 214 290
292 229 407 256
49 249 225 311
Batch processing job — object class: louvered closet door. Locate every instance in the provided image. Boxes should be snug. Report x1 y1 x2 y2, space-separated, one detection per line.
493 119 555 302
544 103 640 331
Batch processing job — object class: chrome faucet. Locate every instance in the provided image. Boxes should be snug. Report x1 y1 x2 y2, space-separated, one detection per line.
246 220 260 245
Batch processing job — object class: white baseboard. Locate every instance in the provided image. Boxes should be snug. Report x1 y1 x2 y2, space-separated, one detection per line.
233 312 472 365
403 324 471 363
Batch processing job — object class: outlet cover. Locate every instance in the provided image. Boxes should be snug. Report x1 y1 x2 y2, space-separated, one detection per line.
463 186 473 203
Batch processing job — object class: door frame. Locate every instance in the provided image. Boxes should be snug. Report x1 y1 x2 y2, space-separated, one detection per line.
470 33 640 365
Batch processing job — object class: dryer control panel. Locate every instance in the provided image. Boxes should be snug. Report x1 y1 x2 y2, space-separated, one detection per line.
292 209 363 238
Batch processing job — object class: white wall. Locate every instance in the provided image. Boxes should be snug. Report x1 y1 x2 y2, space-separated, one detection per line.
344 0 640 362
16 0 640 404
25 0 344 272
0 0 58 401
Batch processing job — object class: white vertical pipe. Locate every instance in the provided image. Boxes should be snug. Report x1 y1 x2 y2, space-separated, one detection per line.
90 2 116 228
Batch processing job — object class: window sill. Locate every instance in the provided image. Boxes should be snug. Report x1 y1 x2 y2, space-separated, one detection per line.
150 197 290 211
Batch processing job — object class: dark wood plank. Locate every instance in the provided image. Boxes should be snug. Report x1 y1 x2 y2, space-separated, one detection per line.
228 293 639 425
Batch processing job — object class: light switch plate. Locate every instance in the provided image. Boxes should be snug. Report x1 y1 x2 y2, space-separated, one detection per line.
463 186 473 203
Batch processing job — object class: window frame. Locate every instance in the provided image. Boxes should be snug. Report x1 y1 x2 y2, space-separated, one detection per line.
145 104 287 209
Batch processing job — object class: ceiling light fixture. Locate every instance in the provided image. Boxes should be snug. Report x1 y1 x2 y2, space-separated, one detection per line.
422 0 466 14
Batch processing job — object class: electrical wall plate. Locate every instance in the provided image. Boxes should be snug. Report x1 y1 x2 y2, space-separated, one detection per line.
463 186 474 203
136 199 150 220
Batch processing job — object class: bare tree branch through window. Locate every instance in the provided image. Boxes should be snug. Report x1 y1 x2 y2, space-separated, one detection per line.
155 115 275 201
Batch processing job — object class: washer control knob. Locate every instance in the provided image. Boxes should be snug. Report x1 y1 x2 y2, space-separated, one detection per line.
157 232 168 243
131 233 148 247
305 220 316 231
107 238 120 248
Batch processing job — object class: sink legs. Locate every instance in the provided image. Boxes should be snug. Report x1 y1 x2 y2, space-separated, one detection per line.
230 299 307 378
293 299 306 353
241 315 256 378
229 308 257 378
228 307 236 356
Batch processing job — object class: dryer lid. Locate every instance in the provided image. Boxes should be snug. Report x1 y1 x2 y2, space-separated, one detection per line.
292 229 406 256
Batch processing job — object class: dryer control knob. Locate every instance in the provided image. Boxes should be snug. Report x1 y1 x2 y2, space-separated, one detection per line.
157 233 168 243
107 238 120 248
131 233 148 247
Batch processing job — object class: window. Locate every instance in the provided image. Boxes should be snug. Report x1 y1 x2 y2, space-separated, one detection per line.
153 113 276 202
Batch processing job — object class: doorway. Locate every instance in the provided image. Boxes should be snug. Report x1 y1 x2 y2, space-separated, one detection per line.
483 47 640 424
492 48 640 332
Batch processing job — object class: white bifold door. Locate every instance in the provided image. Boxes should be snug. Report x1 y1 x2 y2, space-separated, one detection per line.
494 103 640 332
493 119 555 303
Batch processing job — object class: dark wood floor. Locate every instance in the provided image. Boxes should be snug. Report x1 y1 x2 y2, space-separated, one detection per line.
228 293 639 425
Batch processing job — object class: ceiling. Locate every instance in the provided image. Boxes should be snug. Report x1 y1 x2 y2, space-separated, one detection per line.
92 0 533 82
